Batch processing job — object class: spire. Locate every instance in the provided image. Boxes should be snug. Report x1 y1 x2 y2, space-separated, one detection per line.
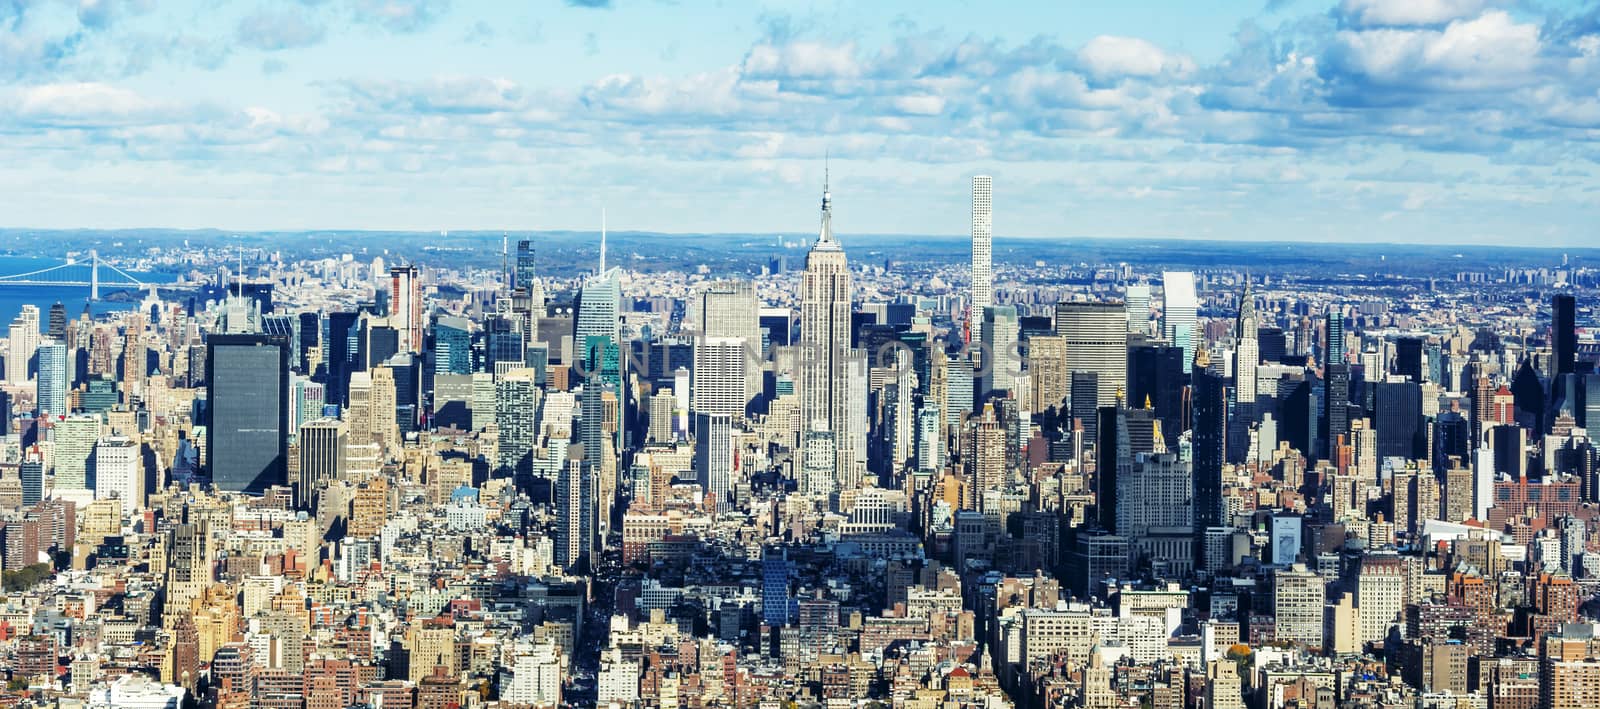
599 208 607 274
818 155 835 245
1236 273 1257 338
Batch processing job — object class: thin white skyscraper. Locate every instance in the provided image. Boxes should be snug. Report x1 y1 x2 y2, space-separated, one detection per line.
1162 271 1198 374
970 175 993 313
799 170 863 496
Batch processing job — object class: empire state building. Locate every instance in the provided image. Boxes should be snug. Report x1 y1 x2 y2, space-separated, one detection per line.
799 174 866 495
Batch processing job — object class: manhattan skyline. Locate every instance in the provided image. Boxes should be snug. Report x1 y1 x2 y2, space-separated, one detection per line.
1 0 1598 245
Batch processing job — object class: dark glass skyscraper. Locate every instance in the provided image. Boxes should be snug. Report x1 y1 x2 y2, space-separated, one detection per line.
1324 311 1344 369
1127 343 1185 446
516 239 536 292
1191 354 1227 551
207 334 289 495
1555 294 1576 377
1393 337 1424 382
1374 381 1423 460
325 311 359 406
1323 363 1351 460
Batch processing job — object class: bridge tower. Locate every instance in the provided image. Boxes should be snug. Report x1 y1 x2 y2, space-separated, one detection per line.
90 250 99 301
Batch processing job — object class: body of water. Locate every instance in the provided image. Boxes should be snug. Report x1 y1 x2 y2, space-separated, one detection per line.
0 255 177 328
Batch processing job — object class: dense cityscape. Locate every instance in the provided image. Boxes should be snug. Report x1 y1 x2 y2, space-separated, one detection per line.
0 171 1592 709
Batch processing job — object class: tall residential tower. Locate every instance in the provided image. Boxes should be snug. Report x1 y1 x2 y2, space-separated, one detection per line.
970 175 993 314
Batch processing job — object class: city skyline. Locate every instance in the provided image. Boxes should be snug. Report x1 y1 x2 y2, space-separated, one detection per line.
1 0 1598 245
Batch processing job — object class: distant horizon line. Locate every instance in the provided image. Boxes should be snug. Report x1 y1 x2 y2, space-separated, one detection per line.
0 226 1592 253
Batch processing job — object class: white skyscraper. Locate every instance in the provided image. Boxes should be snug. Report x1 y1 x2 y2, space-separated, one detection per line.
970 175 993 313
1162 271 1199 374
7 305 39 386
697 281 762 403
798 172 864 494
94 436 142 517
692 336 747 420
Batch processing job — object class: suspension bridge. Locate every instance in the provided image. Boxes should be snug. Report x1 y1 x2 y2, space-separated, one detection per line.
0 251 150 300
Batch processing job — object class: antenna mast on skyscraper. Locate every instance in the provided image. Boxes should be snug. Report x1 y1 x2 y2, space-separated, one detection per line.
600 208 607 275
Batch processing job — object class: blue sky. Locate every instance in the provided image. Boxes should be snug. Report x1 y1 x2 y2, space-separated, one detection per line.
1 0 1598 245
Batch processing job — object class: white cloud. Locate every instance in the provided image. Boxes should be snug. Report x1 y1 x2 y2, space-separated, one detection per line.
1078 35 1194 81
891 94 944 116
1338 0 1489 27
742 41 860 80
10 82 163 125
1331 11 1540 91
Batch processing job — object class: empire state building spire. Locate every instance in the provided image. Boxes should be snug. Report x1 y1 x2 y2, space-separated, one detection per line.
818 156 835 245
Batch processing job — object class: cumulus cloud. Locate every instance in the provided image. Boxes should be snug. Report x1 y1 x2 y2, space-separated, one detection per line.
1077 35 1195 81
1 0 1598 242
743 41 860 80
1326 10 1540 94
1337 0 1488 27
237 8 327 51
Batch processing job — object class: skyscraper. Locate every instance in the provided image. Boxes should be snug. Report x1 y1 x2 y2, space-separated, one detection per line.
1162 272 1198 374
297 418 345 509
1375 381 1424 460
693 412 733 513
35 341 68 418
575 270 621 381
495 369 540 482
692 336 747 420
19 447 43 507
1324 311 1345 369
697 281 762 403
431 316 471 377
978 305 1019 403
93 436 141 517
1554 294 1577 377
1192 348 1227 555
207 334 289 495
515 239 537 292
389 265 422 353
1054 302 1127 409
970 175 993 313
46 302 66 341
799 173 863 494
1127 343 1185 445
1027 335 1069 414
7 305 39 386
555 452 594 572
1124 284 1152 336
1234 280 1259 406
52 415 100 493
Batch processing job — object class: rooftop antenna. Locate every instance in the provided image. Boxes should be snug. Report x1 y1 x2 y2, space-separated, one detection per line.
600 207 607 274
